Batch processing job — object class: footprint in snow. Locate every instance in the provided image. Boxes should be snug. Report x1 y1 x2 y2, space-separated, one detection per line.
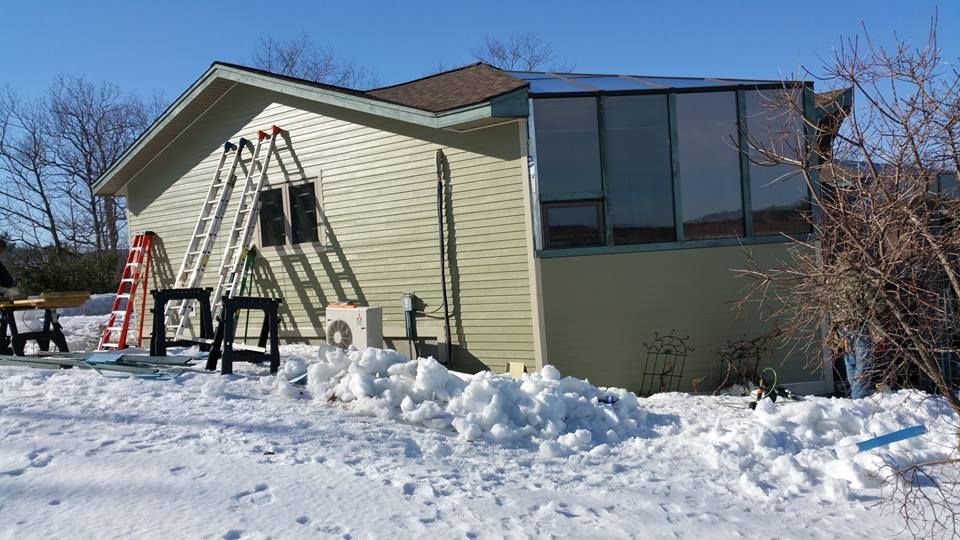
233 483 273 506
84 440 116 457
28 449 52 468
295 516 310 525
315 523 350 537
1 449 52 476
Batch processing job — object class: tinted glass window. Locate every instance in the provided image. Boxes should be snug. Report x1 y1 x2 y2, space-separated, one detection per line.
542 202 604 248
259 188 286 247
533 98 602 197
289 183 319 244
604 95 675 244
676 92 744 240
940 173 959 199
745 89 811 235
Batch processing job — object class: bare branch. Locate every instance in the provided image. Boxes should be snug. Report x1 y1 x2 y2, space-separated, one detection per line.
470 33 574 72
252 32 378 89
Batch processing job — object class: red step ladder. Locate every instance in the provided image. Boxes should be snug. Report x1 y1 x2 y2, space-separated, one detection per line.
98 231 155 350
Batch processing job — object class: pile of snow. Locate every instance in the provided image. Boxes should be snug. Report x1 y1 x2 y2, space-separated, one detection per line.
297 345 645 455
56 294 118 352
59 293 115 317
645 390 958 502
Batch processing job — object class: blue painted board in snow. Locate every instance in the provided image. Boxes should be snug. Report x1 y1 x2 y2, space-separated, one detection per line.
856 425 927 453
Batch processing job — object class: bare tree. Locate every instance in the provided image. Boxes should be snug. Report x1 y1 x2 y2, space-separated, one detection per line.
470 32 573 72
0 88 65 251
48 75 151 254
253 32 377 89
736 20 960 537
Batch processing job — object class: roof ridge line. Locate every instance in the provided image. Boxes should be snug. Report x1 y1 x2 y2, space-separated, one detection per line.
366 62 493 92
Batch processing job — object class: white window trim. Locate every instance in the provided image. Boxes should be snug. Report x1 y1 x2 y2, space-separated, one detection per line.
255 171 326 252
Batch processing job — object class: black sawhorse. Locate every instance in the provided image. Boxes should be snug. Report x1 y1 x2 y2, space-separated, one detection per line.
0 307 69 356
150 288 215 356
206 296 282 375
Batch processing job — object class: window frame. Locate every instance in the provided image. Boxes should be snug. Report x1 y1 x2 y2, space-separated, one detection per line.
256 175 325 252
528 83 817 258
541 199 606 249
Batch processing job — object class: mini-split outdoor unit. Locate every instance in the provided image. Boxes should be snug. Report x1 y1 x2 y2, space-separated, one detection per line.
325 305 383 350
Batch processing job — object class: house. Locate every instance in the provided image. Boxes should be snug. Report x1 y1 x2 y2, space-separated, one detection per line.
94 62 835 394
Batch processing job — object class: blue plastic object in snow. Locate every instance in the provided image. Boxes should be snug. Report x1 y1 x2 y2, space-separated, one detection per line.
855 425 927 453
85 352 124 365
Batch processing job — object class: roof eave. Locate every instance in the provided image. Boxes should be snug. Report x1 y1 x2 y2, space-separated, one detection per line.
95 66 529 196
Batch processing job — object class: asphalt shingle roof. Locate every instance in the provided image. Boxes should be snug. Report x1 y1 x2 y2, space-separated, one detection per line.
367 63 529 113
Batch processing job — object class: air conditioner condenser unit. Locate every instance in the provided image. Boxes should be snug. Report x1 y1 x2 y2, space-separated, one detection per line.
325 305 383 350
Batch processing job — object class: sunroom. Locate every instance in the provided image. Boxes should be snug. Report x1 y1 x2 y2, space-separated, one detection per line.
517 70 828 395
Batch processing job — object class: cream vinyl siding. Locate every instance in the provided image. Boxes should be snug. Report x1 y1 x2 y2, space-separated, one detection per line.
124 84 535 373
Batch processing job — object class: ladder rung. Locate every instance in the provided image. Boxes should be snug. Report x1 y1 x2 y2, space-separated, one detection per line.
117 294 130 299
100 343 120 349
106 326 123 332
121 278 135 283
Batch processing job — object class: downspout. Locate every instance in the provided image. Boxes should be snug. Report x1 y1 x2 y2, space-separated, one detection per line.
436 149 452 365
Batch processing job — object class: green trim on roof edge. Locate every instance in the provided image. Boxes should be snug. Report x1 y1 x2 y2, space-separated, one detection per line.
94 64 529 196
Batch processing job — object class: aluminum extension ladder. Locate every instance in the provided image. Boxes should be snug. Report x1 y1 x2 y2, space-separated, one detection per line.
165 141 244 339
98 231 155 350
210 125 283 323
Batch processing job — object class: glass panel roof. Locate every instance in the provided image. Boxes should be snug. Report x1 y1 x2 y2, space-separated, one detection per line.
527 77 592 93
637 77 730 88
508 71 792 94
576 76 655 91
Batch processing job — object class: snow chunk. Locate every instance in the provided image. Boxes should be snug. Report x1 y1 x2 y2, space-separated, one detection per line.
201 377 227 398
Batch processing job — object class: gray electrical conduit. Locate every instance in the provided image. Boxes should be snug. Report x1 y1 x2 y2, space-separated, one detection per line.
436 149 452 365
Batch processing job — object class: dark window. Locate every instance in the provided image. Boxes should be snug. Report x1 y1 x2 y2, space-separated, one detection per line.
603 95 675 245
939 173 959 199
542 202 604 249
259 188 286 247
533 98 602 197
676 92 744 240
745 90 811 236
289 183 319 244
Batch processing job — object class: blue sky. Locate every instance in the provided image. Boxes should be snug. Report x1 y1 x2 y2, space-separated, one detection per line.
2 0 957 100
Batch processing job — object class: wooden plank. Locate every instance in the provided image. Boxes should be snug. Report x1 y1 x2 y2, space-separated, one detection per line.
3 292 91 310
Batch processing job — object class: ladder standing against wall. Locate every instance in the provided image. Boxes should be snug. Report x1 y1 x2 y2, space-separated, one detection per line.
98 231 155 350
210 125 283 323
165 141 244 340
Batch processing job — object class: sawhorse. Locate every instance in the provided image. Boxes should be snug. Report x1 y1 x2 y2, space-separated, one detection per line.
206 296 281 375
149 288 215 356
0 307 69 356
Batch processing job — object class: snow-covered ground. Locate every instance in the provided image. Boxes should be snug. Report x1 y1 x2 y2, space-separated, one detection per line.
0 300 957 539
